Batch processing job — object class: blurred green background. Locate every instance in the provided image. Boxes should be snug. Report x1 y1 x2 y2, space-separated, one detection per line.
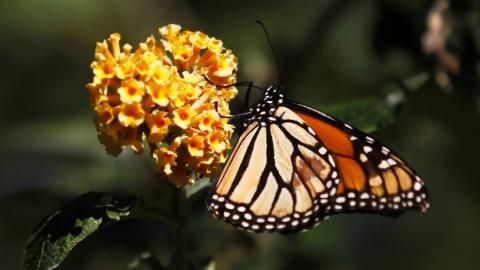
1 0 480 269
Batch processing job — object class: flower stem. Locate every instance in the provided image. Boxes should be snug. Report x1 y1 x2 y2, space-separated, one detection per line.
169 186 188 270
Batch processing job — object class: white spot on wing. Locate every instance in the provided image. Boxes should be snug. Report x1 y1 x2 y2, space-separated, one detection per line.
387 159 397 166
378 160 389 169
328 155 335 167
363 146 373 153
414 182 422 191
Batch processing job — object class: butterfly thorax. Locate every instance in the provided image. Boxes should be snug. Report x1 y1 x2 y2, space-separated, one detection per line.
244 84 284 127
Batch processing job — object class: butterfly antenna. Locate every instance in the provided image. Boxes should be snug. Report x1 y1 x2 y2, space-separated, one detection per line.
255 20 282 85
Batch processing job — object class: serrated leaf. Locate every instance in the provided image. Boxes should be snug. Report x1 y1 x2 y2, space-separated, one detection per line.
324 72 430 133
22 192 139 270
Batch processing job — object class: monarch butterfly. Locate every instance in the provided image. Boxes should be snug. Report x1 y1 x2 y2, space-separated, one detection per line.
206 22 430 233
206 83 430 233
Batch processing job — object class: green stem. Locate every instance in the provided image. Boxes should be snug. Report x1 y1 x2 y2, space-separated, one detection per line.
170 187 188 270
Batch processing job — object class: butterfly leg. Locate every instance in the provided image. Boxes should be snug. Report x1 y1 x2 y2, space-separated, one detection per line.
213 101 253 120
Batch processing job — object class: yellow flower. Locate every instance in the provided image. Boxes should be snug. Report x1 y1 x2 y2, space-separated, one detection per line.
118 103 145 127
182 71 204 85
208 131 227 153
146 110 171 143
97 123 144 155
185 135 205 157
197 111 219 131
116 45 136 79
92 61 116 79
146 81 170 107
173 107 194 129
149 62 174 84
94 102 114 126
190 31 209 49
136 51 157 76
183 84 202 100
153 147 177 175
159 24 182 40
87 24 238 186
208 38 223 53
117 78 145 104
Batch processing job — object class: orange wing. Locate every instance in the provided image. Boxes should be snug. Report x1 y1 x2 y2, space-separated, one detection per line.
290 102 430 215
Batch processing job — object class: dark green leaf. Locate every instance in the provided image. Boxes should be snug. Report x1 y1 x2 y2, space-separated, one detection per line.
324 72 430 133
22 192 139 270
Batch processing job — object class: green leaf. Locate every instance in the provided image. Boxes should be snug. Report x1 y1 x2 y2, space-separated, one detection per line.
324 72 430 133
22 192 139 270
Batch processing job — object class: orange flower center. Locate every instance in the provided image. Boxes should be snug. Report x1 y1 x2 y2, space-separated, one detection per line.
210 133 221 142
128 87 137 95
124 105 141 117
203 118 212 125
179 111 189 120
155 118 166 126
191 141 199 147
103 65 113 74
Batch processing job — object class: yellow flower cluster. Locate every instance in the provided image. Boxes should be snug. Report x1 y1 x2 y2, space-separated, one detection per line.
86 24 238 186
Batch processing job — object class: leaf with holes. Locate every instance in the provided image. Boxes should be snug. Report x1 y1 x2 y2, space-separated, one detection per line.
22 192 139 270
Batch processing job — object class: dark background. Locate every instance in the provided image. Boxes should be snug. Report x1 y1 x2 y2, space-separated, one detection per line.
1 0 479 269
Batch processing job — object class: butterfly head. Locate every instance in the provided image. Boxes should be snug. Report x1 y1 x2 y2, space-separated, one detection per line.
244 83 284 127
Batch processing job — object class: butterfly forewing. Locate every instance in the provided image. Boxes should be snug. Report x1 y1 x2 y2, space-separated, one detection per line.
207 106 340 233
287 101 430 215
